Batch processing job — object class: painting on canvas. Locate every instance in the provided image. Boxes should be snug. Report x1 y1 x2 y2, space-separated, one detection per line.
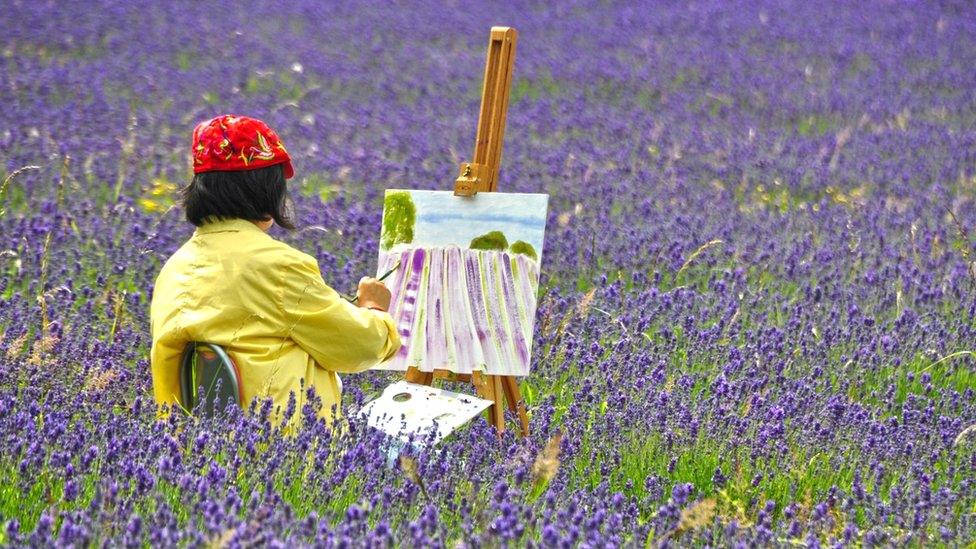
375 190 549 376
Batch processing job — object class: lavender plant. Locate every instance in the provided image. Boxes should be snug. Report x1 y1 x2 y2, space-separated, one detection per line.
1 0 975 545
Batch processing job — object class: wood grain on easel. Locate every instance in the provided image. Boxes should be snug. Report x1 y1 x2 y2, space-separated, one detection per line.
473 27 517 193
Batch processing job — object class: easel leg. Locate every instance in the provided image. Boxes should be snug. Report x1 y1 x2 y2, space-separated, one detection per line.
501 377 529 436
489 375 505 434
471 372 504 435
405 366 432 385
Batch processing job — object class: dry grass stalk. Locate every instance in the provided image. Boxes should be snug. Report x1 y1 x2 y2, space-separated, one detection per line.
206 528 235 549
655 498 718 546
739 398 752 418
28 332 59 366
84 369 120 393
108 289 128 342
722 305 741 337
954 424 976 448
6 333 28 360
400 455 431 501
577 288 596 318
56 156 69 212
113 114 138 202
554 310 574 340
944 206 971 261
676 239 723 278
551 288 598 341
400 455 420 483
37 232 53 338
531 431 563 487
0 165 41 217
677 498 717 532
828 126 852 173
920 350 974 373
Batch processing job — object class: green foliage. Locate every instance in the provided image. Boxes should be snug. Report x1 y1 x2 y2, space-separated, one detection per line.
509 240 538 260
796 113 835 136
381 191 416 250
175 50 194 71
511 69 561 103
469 230 508 251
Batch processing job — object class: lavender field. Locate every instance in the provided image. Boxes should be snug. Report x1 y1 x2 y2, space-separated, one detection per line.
1 1 975 546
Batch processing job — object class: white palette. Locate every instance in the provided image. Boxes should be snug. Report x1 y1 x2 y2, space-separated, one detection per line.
359 381 492 444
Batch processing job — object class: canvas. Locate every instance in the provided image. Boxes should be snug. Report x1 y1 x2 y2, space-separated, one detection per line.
375 189 549 376
360 381 493 444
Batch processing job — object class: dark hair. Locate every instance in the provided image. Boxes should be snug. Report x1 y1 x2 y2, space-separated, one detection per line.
181 164 295 229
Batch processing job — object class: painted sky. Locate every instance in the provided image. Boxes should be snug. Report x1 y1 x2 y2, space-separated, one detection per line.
387 190 549 257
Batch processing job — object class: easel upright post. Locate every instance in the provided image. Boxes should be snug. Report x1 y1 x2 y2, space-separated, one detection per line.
454 27 517 197
407 26 529 437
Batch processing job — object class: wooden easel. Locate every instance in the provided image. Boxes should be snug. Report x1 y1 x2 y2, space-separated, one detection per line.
404 26 530 437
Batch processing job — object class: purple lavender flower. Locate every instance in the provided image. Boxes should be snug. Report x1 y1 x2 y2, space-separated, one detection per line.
0 0 974 544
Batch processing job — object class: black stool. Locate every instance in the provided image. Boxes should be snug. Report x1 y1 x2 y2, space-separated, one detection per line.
178 342 243 416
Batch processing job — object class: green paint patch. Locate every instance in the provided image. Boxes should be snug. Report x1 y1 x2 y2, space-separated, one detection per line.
381 191 416 250
509 240 537 260
470 230 508 251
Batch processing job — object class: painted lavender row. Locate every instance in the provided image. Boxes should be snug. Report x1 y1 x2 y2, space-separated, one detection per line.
376 246 540 376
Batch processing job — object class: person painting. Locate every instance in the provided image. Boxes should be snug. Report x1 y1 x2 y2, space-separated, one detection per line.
150 114 400 428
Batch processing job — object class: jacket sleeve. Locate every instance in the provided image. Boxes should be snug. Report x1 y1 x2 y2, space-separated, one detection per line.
277 254 401 373
149 292 188 412
150 336 185 409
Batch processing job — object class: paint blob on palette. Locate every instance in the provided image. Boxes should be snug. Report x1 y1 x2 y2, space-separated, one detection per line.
375 190 549 376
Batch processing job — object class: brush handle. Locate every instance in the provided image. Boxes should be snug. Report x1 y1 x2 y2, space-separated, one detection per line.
349 261 401 303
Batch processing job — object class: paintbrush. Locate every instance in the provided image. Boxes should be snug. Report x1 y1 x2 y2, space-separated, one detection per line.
348 259 402 303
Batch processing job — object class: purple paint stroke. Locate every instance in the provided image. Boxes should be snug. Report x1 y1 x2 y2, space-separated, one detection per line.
404 248 430 371
393 248 425 365
501 256 530 371
517 255 539 332
444 247 483 374
464 251 501 369
424 248 448 371
482 250 518 373
375 246 540 376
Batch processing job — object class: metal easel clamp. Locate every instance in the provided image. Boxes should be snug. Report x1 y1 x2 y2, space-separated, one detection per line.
454 162 487 196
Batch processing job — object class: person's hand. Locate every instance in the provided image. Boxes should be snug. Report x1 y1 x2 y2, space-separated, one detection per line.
356 277 392 312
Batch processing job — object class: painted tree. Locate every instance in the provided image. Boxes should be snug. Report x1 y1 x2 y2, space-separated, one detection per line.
469 230 508 251
381 191 416 250
509 240 537 260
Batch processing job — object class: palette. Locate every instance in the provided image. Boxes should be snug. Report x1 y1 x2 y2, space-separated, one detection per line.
359 381 493 443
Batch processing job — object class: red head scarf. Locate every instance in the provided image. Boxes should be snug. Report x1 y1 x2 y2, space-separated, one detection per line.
191 115 294 179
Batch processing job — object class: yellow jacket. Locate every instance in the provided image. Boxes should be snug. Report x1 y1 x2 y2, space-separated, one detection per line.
150 218 400 427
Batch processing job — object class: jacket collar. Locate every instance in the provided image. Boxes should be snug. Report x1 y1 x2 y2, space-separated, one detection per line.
193 218 268 236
